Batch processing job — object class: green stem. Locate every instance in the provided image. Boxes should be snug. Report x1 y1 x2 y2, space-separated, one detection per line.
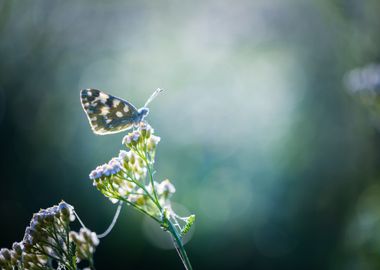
134 148 160 205
138 144 192 269
166 218 193 270
123 136 193 269
146 160 160 203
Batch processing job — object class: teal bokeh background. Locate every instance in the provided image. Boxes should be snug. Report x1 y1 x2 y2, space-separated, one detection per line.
1 1 380 269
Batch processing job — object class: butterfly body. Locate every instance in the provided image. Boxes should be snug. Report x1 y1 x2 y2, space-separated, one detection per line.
80 89 150 135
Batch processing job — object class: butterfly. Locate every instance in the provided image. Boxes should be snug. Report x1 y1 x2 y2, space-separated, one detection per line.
80 88 163 135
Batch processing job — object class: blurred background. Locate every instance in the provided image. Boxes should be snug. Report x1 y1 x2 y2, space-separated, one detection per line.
1 0 380 269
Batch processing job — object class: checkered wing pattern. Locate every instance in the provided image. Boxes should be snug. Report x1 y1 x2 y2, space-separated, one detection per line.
80 89 140 135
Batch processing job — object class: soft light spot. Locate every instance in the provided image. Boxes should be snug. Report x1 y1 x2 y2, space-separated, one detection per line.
116 111 123 117
100 107 110 115
99 92 108 100
113 99 121 107
99 92 109 104
123 105 129 112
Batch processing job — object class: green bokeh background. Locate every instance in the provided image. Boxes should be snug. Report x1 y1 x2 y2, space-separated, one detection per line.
1 1 380 269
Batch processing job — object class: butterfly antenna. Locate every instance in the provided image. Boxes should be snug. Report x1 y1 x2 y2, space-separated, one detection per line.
144 88 163 108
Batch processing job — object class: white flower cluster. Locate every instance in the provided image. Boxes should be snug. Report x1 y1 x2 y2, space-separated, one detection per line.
88 123 176 219
91 149 148 204
0 201 99 270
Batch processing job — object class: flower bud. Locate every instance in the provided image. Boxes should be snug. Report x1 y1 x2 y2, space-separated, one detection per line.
140 123 152 138
22 240 32 252
25 226 38 241
122 131 141 148
69 231 78 242
0 249 11 261
147 135 161 152
36 254 48 265
90 232 99 246
10 250 17 264
0 255 7 267
119 150 129 162
12 242 23 256
45 213 54 223
58 201 73 222
89 169 101 180
129 152 136 164
137 158 144 168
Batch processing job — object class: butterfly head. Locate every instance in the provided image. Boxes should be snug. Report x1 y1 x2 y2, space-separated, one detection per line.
138 107 150 122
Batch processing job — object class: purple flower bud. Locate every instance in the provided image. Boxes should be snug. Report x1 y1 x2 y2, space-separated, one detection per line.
89 166 103 180
122 131 141 147
103 164 113 176
58 201 72 218
118 150 128 160
108 158 122 173
132 131 140 142
122 134 132 145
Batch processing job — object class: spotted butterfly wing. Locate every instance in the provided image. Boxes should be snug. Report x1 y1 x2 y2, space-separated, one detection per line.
80 89 140 135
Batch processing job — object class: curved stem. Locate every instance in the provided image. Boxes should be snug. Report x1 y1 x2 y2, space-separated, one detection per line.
96 201 123 239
